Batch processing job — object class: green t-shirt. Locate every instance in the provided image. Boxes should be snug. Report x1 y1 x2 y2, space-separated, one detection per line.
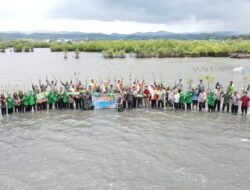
7 97 14 109
229 85 235 94
63 92 69 103
23 95 30 106
185 91 192 104
29 92 36 105
179 92 185 104
223 93 231 104
48 91 56 104
207 92 215 106
53 92 59 102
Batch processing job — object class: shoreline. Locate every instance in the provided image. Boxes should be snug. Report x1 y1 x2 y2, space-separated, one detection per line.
1 48 250 59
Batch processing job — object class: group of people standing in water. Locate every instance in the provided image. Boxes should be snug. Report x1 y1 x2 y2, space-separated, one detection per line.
0 77 250 117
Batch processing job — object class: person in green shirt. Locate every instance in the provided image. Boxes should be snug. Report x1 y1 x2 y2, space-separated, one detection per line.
207 91 216 112
23 92 30 112
7 94 14 114
53 91 59 109
48 91 55 110
29 91 36 111
62 90 69 109
228 81 235 95
185 90 192 111
179 90 185 110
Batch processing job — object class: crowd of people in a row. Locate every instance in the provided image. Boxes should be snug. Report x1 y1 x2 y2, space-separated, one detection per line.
0 78 250 117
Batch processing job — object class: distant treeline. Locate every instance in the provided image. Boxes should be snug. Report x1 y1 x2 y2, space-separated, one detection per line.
0 39 250 58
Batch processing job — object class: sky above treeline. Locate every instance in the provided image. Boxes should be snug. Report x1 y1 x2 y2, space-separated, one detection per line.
0 0 249 34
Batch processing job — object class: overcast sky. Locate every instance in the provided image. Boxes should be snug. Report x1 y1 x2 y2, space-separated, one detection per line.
0 0 249 34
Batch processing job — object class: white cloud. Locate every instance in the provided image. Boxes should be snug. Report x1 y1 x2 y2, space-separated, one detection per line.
0 0 249 33
0 0 55 19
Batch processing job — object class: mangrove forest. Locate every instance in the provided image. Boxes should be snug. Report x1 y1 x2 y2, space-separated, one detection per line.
1 39 250 58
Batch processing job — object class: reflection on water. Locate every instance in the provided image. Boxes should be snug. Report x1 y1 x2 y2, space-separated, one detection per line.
0 109 250 190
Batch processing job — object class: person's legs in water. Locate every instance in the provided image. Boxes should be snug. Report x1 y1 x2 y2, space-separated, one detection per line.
215 100 221 111
14 106 19 113
160 100 163 108
8 108 14 115
43 102 47 110
1 108 7 116
128 100 132 109
137 97 142 108
231 104 234 114
241 106 248 115
208 105 212 112
222 103 226 112
226 103 230 113
186 103 191 111
69 103 74 109
31 105 36 112
49 103 53 110
37 103 41 111
199 102 203 111
133 97 137 108
174 102 178 111
235 105 239 114
151 100 157 108
122 100 126 109
54 102 58 109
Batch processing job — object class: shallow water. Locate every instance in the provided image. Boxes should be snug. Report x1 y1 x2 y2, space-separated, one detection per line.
0 109 250 190
0 49 250 189
0 48 250 90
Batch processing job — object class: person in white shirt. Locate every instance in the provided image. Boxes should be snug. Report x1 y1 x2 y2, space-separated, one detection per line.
176 79 183 91
215 86 222 111
231 91 240 114
173 89 180 111
157 88 165 108
198 89 207 111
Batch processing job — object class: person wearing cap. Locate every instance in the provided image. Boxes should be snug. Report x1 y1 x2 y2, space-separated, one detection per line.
215 82 221 89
